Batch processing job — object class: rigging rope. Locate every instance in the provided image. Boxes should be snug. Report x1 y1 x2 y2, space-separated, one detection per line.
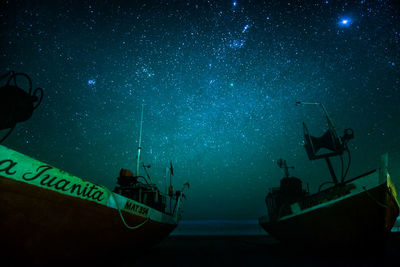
362 186 388 209
108 189 149 230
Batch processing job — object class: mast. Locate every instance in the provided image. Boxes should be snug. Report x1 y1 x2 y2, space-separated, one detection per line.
136 104 144 176
165 167 169 195
296 101 353 184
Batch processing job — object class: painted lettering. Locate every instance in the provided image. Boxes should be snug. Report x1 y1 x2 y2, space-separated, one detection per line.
23 165 52 181
40 176 58 187
124 200 149 216
92 191 105 201
54 179 70 191
21 164 106 202
85 184 97 198
0 159 17 175
81 183 90 197
70 184 82 195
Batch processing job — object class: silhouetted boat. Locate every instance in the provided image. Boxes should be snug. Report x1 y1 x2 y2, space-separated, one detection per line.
0 103 188 263
259 102 399 249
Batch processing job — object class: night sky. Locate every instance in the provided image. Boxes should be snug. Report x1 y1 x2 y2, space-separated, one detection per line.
1 0 399 220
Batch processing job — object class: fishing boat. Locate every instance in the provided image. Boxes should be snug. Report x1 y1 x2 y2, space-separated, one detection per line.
259 102 399 250
0 146 187 264
0 73 188 263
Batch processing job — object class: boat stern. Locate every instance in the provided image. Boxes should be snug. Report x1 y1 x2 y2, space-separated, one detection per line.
380 153 400 231
385 173 399 231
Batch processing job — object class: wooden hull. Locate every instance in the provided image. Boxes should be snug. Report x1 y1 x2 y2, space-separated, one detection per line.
0 145 179 264
0 177 176 263
259 171 399 248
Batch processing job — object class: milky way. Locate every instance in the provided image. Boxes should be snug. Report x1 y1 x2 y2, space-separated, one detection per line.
1 0 399 219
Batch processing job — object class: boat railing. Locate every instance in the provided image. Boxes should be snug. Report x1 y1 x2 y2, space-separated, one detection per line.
299 183 355 211
269 187 280 194
342 169 377 185
160 190 183 216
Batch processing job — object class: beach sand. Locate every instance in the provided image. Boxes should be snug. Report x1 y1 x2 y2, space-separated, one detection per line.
129 234 400 267
3 233 398 266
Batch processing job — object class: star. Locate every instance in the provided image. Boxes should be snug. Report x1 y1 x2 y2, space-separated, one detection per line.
339 18 352 27
230 39 245 49
88 79 96 85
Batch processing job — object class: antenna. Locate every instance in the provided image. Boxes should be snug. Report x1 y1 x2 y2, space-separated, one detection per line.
136 104 144 176
277 158 294 178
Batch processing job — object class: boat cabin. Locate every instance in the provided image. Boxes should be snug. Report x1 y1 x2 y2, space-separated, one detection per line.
266 175 309 220
113 168 167 213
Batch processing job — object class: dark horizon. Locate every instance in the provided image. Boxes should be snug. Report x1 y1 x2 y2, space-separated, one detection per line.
1 0 399 220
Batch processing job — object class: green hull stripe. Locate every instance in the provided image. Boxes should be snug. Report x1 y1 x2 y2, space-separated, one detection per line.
0 145 109 205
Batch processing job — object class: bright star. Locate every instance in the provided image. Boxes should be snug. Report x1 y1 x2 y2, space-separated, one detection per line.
230 39 245 49
339 17 352 27
88 79 96 85
233 1 237 7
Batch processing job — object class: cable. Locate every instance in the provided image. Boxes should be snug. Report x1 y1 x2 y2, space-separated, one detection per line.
7 72 33 95
0 124 15 143
32 87 44 109
340 154 344 182
109 190 149 230
362 186 388 209
342 147 352 182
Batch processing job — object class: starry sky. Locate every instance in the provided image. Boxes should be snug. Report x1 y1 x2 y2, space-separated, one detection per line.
1 0 399 220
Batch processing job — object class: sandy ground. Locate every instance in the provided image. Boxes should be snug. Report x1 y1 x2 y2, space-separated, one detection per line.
129 233 400 267
3 233 398 266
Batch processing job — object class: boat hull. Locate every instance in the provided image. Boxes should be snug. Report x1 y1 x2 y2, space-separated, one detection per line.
259 175 399 248
0 176 176 263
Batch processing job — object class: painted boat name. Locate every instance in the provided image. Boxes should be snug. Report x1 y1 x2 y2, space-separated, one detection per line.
0 159 105 202
124 199 149 216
